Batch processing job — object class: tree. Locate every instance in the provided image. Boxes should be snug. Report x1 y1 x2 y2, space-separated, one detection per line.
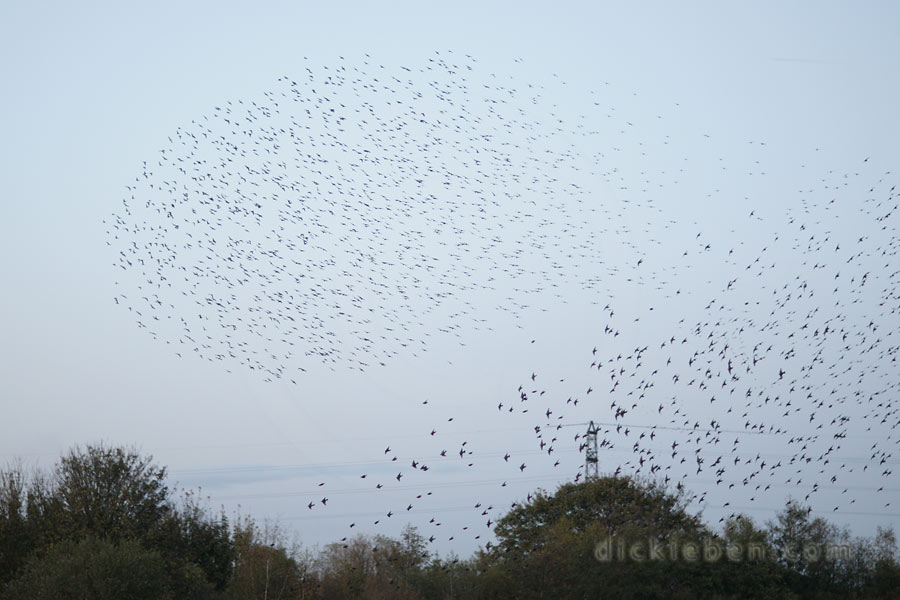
149 488 233 597
493 475 705 557
0 444 234 596
372 525 430 590
414 553 479 600
52 444 170 541
484 475 713 599
1 536 173 600
315 531 423 600
226 516 314 600
706 514 787 599
0 464 30 585
766 499 850 597
862 527 900 598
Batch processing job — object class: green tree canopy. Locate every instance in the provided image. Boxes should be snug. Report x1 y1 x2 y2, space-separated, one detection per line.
1 536 173 600
0 444 232 597
493 475 706 559
482 475 713 599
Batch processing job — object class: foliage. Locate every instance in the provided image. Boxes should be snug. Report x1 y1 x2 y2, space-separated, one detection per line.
1 536 173 600
149 488 234 594
3 446 899 599
227 516 315 600
0 465 29 585
481 475 712 598
0 444 232 596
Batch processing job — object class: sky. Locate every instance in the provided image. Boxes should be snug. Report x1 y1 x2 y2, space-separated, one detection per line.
2 1 899 558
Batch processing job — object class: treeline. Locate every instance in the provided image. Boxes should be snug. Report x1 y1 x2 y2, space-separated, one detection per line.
0 444 897 599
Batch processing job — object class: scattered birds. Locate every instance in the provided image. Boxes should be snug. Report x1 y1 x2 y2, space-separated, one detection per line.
107 52 898 557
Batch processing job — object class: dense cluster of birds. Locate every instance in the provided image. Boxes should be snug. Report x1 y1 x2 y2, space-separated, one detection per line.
110 53 898 560
108 52 642 377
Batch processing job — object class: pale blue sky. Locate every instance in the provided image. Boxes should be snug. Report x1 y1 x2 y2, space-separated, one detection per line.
2 1 899 556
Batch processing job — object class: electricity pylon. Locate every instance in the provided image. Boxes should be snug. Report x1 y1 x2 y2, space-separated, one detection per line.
585 420 600 480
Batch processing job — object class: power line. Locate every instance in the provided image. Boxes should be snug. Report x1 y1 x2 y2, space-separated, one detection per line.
213 474 559 502
561 421 776 436
168 444 900 478
275 502 900 523
717 506 900 519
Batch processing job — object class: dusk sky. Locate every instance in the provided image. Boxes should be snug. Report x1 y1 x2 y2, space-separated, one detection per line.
2 1 899 557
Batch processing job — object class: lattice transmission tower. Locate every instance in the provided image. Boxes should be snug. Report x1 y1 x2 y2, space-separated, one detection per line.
584 420 600 480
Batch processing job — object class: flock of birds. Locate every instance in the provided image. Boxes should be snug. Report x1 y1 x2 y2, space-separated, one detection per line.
109 52 898 558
